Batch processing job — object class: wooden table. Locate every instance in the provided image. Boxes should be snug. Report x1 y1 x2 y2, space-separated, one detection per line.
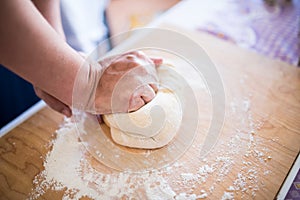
0 23 299 200
106 0 179 46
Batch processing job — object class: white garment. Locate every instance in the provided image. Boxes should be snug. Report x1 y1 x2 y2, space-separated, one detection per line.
61 0 110 54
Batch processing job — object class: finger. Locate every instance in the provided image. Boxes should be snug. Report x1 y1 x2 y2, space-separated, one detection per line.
128 51 162 67
34 87 72 117
128 84 156 112
129 50 146 58
150 57 163 68
128 95 145 112
149 83 159 93
44 94 72 117
140 85 156 103
132 84 156 103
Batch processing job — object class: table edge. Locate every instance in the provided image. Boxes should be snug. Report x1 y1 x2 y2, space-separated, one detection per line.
0 100 46 137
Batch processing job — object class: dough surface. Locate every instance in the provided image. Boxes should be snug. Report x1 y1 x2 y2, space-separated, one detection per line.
103 65 182 149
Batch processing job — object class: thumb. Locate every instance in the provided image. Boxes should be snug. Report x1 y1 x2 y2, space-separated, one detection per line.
34 87 72 117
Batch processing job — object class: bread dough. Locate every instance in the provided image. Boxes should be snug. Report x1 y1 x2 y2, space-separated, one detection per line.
103 65 182 149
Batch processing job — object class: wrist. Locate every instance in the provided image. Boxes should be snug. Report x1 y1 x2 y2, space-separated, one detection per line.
72 60 105 113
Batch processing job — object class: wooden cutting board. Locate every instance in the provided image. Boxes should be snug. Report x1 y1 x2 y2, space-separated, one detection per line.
0 25 299 199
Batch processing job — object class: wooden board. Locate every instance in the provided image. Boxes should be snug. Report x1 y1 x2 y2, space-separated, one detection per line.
0 25 299 199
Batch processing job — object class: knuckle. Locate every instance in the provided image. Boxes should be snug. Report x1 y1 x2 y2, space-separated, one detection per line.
126 55 135 60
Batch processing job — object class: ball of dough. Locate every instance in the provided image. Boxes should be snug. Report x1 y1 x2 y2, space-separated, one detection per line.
103 65 182 149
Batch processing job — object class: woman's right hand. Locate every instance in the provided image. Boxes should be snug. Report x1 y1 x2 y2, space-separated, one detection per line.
73 51 162 115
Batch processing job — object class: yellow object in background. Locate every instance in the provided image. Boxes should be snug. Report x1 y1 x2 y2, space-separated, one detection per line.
130 13 156 29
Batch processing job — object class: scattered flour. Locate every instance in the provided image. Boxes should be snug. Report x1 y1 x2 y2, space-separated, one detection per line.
28 93 273 199
228 186 235 191
221 191 234 200
180 173 197 183
29 118 179 200
198 193 208 199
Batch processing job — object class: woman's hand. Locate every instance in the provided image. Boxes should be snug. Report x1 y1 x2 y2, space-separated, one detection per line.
73 51 162 115
97 51 162 113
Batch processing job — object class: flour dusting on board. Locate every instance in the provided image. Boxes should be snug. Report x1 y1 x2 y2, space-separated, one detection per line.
29 92 274 199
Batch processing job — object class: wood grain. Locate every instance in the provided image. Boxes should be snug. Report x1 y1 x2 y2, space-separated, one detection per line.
0 108 64 199
0 25 299 199
179 26 300 199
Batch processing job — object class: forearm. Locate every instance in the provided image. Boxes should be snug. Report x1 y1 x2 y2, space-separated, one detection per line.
0 0 84 106
32 0 65 39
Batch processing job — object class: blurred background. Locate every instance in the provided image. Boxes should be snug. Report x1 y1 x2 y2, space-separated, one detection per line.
106 0 299 66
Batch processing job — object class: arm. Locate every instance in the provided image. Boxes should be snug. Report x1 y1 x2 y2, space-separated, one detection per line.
32 0 72 116
32 0 65 39
0 0 84 106
0 0 161 116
